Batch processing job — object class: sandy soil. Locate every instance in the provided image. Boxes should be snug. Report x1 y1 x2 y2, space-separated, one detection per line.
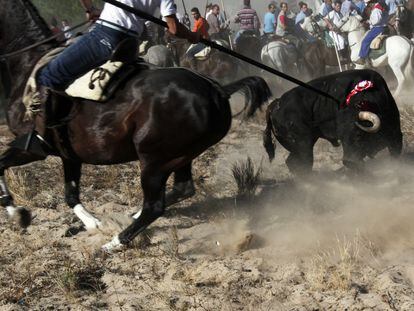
1 89 414 310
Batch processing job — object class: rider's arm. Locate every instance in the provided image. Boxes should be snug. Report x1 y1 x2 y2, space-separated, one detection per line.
165 15 200 43
79 0 100 20
324 16 334 30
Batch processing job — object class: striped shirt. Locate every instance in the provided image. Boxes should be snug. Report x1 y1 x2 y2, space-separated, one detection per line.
235 7 260 30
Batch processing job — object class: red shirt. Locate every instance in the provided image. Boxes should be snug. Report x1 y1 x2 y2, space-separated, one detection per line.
193 17 209 39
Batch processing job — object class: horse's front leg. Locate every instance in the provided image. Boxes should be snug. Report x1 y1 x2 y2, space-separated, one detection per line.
63 160 101 230
0 147 46 227
102 163 170 253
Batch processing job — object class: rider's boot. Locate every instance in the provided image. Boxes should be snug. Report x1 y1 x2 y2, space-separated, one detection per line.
32 86 50 137
8 85 52 156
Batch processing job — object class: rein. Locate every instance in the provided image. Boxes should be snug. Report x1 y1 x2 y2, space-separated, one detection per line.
0 20 90 60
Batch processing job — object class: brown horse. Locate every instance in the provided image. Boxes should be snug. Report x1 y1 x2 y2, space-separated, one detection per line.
0 0 271 252
235 31 262 75
167 36 240 83
302 40 349 78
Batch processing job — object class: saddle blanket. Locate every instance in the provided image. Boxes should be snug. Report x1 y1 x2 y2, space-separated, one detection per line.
65 61 124 101
187 40 229 60
370 34 387 50
23 47 138 115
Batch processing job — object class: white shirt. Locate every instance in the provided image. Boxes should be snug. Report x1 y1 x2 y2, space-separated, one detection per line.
327 10 343 28
370 7 387 28
100 0 176 34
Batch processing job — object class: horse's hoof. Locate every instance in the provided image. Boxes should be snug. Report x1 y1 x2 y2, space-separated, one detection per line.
64 225 86 237
101 236 127 254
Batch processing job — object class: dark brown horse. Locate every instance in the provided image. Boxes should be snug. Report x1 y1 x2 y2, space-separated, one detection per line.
0 0 271 252
235 31 262 75
166 36 240 83
302 40 349 78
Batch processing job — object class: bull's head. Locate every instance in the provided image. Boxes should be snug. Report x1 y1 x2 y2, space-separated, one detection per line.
336 87 383 170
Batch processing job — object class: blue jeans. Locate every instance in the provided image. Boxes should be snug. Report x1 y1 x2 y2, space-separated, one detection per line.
359 26 385 59
37 24 132 90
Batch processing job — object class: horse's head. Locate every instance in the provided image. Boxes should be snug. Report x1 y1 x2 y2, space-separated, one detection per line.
302 15 328 36
339 14 364 33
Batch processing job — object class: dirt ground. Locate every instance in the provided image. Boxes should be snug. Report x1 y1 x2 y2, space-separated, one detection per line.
1 86 414 310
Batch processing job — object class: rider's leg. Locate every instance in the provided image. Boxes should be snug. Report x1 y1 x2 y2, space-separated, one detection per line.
32 24 133 139
356 26 384 64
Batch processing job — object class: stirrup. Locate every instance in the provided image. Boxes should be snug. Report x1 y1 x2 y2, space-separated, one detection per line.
8 131 53 157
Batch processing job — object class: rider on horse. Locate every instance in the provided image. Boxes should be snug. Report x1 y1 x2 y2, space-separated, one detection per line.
355 0 389 64
234 0 261 46
33 0 200 140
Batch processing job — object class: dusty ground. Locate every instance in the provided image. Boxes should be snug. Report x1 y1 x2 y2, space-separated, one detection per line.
1 90 414 310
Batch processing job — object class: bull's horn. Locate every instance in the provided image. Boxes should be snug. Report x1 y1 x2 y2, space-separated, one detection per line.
356 111 381 133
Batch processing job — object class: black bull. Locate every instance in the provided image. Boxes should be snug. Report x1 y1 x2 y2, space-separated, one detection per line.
263 69 403 174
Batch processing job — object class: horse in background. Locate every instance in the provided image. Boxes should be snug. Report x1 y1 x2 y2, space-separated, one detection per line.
340 15 414 96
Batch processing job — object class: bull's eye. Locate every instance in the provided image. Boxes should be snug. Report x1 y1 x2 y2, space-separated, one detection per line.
357 101 371 111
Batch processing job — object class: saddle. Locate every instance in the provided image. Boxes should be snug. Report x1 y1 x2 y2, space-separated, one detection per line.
370 34 387 50
66 37 144 101
24 38 147 112
367 33 387 60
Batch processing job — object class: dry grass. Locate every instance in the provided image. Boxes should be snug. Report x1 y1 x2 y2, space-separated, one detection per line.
50 258 106 297
307 232 365 291
231 157 262 199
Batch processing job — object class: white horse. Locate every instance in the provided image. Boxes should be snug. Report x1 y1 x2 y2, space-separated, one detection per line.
303 15 414 95
261 41 300 81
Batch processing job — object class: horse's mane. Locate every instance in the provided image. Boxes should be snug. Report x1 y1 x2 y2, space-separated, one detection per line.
19 0 53 39
1 0 53 46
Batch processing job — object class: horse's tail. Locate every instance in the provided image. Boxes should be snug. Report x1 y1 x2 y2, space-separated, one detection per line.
263 99 278 162
222 76 272 117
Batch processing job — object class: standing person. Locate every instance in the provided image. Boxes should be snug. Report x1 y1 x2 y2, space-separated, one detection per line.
270 1 281 24
319 0 334 17
234 0 261 44
275 2 289 37
341 0 360 15
325 1 347 60
294 2 315 42
354 0 367 14
206 3 213 19
61 20 74 40
263 3 277 36
295 1 310 25
355 0 388 64
34 0 200 138
185 7 210 66
207 4 222 35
